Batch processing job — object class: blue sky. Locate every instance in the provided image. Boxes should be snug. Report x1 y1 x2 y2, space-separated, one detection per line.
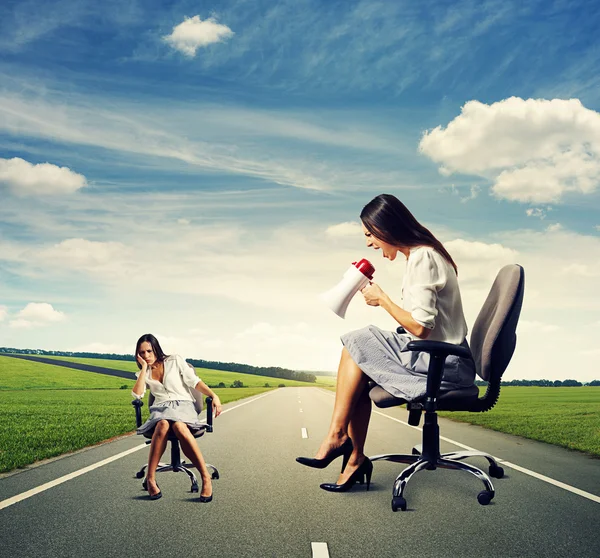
1 0 599 380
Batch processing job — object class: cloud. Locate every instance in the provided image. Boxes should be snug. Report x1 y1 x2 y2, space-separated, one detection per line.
526 207 547 219
163 16 234 57
419 97 600 203
325 222 362 238
41 239 131 272
0 157 87 196
10 302 66 328
0 306 7 322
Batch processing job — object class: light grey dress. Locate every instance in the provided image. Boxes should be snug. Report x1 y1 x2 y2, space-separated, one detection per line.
341 247 476 401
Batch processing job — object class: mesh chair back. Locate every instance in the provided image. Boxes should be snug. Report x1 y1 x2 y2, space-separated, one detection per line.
469 264 525 384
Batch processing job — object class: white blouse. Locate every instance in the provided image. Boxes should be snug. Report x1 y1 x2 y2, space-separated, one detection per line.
402 246 468 345
131 354 202 405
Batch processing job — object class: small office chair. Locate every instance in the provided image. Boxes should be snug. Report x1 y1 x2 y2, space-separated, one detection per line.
368 264 525 511
132 381 219 494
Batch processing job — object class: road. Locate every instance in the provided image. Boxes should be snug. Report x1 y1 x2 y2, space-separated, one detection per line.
0 387 598 558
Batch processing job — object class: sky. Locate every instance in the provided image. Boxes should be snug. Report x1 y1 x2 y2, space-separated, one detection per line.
1 0 599 382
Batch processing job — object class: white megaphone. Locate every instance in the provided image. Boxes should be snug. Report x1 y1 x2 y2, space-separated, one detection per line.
320 259 375 318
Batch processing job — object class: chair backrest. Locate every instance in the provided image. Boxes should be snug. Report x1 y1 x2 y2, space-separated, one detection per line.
469 264 525 411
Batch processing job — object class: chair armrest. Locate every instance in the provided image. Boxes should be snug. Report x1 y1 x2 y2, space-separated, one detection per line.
205 397 214 433
132 399 144 428
403 340 471 359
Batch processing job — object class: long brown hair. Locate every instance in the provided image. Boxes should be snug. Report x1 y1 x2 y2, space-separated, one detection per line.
134 333 168 369
360 194 458 274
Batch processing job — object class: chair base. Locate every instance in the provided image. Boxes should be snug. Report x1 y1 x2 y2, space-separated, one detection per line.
371 446 500 511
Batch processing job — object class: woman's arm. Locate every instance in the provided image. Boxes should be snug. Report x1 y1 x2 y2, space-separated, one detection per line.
193 380 223 417
361 283 432 339
131 355 148 398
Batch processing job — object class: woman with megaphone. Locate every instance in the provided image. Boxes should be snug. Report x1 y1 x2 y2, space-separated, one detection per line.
296 194 475 492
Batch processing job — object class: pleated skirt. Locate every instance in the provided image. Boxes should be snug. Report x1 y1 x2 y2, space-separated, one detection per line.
341 325 476 401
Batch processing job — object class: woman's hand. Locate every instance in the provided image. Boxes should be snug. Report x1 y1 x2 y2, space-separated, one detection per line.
136 354 148 372
361 282 388 307
212 395 223 418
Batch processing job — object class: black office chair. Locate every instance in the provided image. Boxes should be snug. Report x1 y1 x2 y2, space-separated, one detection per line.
132 389 219 494
368 264 525 511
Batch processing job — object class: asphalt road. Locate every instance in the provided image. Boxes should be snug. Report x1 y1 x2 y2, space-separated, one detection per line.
0 387 598 558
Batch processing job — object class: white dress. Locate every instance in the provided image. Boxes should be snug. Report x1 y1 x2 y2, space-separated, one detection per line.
341 246 475 401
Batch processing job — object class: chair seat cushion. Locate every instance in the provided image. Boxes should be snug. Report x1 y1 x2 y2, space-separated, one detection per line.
369 384 480 411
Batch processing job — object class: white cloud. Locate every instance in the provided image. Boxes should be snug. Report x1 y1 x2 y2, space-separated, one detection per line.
546 223 562 232
0 306 7 322
419 97 600 203
163 16 234 57
325 222 362 238
518 320 561 333
526 207 547 219
0 157 87 196
41 239 132 273
178 218 191 225
10 302 66 329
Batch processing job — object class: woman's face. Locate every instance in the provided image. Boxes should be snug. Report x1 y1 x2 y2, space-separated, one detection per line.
138 341 157 366
362 222 400 261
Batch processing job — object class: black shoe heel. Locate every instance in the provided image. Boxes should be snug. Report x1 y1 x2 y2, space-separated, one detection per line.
320 457 373 493
296 438 354 470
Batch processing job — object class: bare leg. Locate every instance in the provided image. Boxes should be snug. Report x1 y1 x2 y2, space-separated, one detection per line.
146 419 169 497
171 422 212 498
315 347 368 460
336 385 372 483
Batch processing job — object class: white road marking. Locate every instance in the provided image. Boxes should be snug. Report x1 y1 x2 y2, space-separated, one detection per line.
311 542 330 557
0 444 147 511
317 389 600 504
0 389 278 512
301 428 309 439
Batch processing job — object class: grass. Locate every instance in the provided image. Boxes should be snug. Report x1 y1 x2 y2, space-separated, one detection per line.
31 355 332 388
0 356 273 473
439 386 600 456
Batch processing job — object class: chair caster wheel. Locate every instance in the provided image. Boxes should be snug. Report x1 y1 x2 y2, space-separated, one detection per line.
135 471 145 479
191 484 199 493
142 480 148 491
391 496 407 512
212 471 220 480
489 465 504 479
477 490 494 505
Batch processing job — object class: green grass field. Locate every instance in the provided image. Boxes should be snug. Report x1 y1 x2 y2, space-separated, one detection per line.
439 386 600 456
0 356 273 472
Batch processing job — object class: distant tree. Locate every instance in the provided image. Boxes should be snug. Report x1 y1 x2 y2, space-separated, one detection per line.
553 380 563 387
217 382 226 388
588 380 600 386
264 383 270 387
231 380 245 388
278 384 286 388
562 379 582 387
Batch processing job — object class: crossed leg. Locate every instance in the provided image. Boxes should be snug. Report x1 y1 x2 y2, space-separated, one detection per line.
171 422 213 498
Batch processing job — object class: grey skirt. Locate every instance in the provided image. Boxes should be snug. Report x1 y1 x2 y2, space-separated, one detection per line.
341 325 476 401
136 400 206 437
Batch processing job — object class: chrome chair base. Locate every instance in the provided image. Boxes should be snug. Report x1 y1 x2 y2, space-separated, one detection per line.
371 447 502 511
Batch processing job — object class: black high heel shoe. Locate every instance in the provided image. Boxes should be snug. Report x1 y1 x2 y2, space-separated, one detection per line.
148 483 162 500
296 438 353 470
319 457 373 493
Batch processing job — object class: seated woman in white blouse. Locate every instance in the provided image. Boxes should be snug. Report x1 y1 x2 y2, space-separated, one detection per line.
132 334 222 501
296 194 475 493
